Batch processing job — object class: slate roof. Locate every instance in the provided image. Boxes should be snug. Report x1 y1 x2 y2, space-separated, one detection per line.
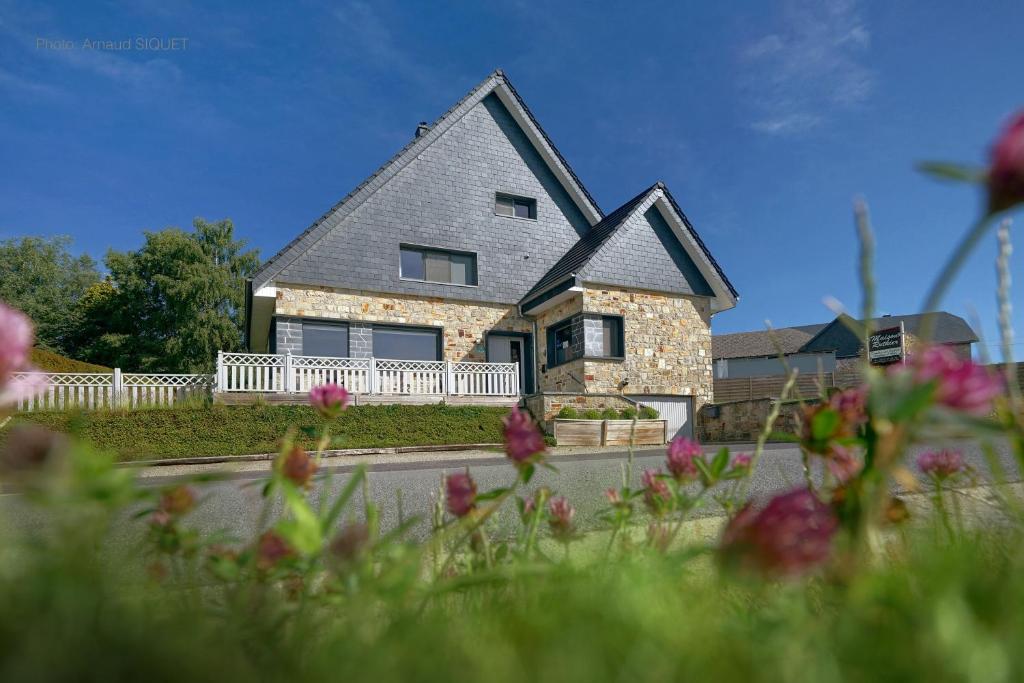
520 181 739 306
712 324 828 360
251 69 604 289
713 312 978 360
519 184 657 304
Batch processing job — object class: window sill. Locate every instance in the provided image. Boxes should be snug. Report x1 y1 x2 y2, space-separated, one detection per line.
494 212 537 222
584 355 626 362
399 277 479 289
546 357 583 370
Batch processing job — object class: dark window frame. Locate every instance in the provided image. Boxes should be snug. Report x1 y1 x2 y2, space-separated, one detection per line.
595 315 625 360
301 319 351 358
495 192 537 220
399 244 479 287
371 324 443 361
545 315 579 369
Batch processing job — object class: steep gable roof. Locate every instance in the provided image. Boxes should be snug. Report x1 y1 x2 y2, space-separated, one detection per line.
521 182 738 312
251 69 604 290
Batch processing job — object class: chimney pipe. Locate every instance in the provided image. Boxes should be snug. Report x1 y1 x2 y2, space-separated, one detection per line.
415 121 430 138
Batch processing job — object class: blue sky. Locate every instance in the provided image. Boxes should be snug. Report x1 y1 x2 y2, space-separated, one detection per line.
2 0 1023 357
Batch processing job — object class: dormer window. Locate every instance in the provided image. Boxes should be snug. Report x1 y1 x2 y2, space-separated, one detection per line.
495 193 536 220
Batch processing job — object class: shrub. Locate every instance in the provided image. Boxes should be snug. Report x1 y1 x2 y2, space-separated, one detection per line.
638 405 659 420
600 408 620 420
581 409 602 420
30 347 110 373
556 406 579 419
620 406 638 420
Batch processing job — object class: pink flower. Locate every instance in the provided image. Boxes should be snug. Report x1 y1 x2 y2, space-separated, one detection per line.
827 445 863 484
256 530 295 571
547 496 575 540
665 437 703 483
720 488 838 577
309 383 350 419
0 302 32 382
445 470 477 518
917 449 965 480
502 406 546 466
989 110 1024 214
158 486 196 516
0 302 47 408
604 487 622 504
731 453 752 471
912 346 1003 416
829 386 868 429
642 468 673 516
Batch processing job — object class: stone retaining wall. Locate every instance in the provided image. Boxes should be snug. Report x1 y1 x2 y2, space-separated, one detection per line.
696 398 809 443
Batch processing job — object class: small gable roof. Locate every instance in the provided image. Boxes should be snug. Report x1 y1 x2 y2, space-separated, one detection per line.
521 181 738 311
251 69 604 290
713 323 828 360
800 312 978 358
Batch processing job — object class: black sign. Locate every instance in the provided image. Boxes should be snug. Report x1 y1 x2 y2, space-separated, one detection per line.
868 325 904 365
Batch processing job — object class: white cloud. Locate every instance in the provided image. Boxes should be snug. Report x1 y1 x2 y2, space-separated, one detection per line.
739 0 874 135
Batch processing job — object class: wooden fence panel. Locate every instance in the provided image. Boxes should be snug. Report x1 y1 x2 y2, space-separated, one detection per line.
713 373 834 403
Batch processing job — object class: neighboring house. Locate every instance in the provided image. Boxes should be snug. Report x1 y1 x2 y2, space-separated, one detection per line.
244 70 737 438
712 312 978 382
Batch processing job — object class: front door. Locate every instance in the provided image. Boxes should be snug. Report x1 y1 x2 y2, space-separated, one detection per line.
486 333 532 394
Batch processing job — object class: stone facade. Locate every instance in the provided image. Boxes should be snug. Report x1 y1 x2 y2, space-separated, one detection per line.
274 284 531 362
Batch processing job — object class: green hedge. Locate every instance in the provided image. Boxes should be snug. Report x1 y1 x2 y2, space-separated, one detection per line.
4 404 510 461
30 347 111 373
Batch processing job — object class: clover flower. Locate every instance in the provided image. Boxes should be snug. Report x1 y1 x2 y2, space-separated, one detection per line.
720 488 839 577
280 446 317 488
665 437 703 483
912 346 1003 416
445 470 477 518
641 468 672 516
989 110 1024 214
502 406 546 466
309 383 351 419
917 449 965 481
547 496 575 540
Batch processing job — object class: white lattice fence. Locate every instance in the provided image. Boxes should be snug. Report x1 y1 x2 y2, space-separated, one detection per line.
290 356 371 393
10 371 214 412
218 352 285 392
11 372 114 411
375 359 447 395
121 373 214 408
451 362 518 396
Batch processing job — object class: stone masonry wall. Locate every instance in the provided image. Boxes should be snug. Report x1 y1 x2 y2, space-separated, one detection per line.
696 398 807 443
275 284 531 361
534 295 585 393
582 287 713 410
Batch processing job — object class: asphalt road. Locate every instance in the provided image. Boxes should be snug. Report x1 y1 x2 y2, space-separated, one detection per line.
3 440 1014 547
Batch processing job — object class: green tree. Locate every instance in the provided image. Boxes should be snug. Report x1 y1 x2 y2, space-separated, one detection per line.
81 218 259 373
0 236 99 354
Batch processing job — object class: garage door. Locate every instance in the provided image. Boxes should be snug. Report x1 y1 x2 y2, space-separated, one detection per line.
630 395 693 440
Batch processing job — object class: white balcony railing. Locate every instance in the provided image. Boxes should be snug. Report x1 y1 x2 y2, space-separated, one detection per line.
217 352 519 397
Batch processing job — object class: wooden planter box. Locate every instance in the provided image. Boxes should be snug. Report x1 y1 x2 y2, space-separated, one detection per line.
603 419 668 446
553 419 668 447
553 419 604 446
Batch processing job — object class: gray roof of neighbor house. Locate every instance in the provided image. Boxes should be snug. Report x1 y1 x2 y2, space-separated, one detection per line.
712 323 828 360
800 313 979 358
521 181 739 306
714 313 978 360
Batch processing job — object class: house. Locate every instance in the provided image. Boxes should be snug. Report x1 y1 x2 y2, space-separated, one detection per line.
244 70 737 438
712 312 978 385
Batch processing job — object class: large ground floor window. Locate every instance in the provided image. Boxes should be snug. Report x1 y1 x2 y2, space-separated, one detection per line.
302 321 349 357
372 326 441 361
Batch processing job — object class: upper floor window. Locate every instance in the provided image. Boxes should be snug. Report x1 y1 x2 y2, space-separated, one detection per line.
400 245 478 286
495 193 536 220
